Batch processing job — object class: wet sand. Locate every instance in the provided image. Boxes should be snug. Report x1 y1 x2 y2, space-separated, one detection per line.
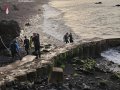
49 0 120 41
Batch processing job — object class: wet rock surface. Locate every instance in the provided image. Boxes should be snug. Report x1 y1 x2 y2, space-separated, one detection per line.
5 57 120 90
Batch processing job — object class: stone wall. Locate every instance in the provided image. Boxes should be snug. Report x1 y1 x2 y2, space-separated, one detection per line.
0 38 120 89
54 38 120 66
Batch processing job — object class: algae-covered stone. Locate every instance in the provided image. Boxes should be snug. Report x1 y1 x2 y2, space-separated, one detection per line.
111 72 120 80
73 73 79 77
99 80 108 87
82 59 96 71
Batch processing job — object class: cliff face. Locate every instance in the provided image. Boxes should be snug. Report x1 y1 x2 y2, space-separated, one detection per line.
0 20 20 49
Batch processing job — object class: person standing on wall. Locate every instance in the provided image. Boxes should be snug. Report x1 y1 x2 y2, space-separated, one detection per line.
29 36 33 49
63 32 69 43
32 33 41 58
69 33 74 43
24 36 30 55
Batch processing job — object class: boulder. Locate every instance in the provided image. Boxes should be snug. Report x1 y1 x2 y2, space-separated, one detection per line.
115 4 120 7
48 67 63 84
0 20 20 50
95 2 102 4
12 5 19 11
25 23 31 26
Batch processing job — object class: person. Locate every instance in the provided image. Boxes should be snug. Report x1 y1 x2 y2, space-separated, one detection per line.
32 33 37 49
63 33 69 43
24 36 30 55
32 33 41 58
10 41 22 60
69 33 74 43
29 36 33 49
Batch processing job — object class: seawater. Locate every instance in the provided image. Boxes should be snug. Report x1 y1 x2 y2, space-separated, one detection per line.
42 0 120 64
101 48 120 65
48 0 120 40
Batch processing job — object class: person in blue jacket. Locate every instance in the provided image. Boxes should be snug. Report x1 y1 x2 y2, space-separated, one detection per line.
10 40 22 60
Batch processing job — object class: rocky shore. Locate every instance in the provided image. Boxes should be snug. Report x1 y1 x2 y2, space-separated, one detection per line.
4 57 120 90
0 38 119 90
0 0 120 90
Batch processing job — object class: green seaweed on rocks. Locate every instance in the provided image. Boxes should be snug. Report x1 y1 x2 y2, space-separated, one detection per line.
111 72 120 80
73 73 79 77
82 58 96 71
60 64 65 69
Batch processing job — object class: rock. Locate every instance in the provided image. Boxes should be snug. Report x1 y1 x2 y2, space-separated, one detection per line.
89 81 95 85
25 23 31 26
40 45 44 48
42 49 50 53
68 83 73 90
95 77 101 80
0 49 11 56
110 72 120 80
115 4 120 7
0 20 20 50
109 61 114 65
98 80 108 87
44 44 51 49
73 73 79 77
48 67 63 84
95 2 102 4
83 83 91 90
94 64 107 73
118 65 120 67
12 5 19 11
38 9 41 11
0 6 3 12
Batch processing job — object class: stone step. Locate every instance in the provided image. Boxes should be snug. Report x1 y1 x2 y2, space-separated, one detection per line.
49 67 63 84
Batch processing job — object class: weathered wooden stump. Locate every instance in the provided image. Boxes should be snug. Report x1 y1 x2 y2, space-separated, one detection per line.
48 67 63 84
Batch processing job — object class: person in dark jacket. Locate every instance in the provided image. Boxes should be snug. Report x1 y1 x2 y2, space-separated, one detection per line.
32 33 41 58
69 33 74 43
63 32 69 43
24 36 30 55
